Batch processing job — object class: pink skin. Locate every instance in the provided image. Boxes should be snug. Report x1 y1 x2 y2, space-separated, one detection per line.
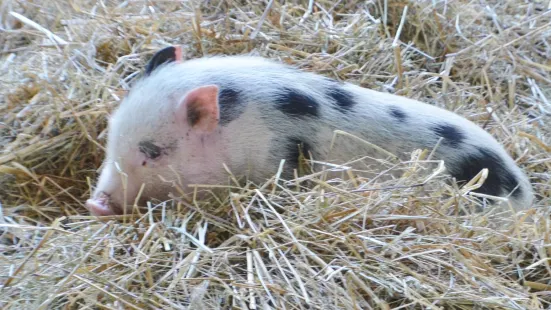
85 85 221 217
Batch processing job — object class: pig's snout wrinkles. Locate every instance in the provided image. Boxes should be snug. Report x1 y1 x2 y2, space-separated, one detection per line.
85 191 120 216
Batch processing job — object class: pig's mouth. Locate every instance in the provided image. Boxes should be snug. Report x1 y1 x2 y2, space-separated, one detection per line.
85 191 123 216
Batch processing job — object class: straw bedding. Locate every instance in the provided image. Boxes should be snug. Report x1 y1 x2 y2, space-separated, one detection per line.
1 0 550 309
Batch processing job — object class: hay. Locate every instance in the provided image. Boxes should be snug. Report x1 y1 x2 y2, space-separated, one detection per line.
0 0 550 308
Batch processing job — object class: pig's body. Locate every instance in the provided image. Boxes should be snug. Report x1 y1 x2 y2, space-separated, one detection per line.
85 47 534 216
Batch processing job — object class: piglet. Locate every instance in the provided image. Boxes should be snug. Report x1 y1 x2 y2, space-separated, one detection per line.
85 45 534 216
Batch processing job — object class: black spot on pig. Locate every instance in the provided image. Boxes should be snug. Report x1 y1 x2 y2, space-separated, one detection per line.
139 141 163 159
219 87 239 105
389 107 407 121
285 138 312 172
145 46 178 76
432 124 465 148
327 86 356 112
268 136 314 179
275 88 319 117
448 147 521 198
218 86 245 126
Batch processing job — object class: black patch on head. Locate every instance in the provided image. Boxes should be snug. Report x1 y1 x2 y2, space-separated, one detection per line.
218 87 243 126
275 88 319 117
219 87 239 104
145 46 177 76
389 107 407 121
432 123 465 148
449 147 522 198
139 141 163 159
326 86 356 112
285 138 312 172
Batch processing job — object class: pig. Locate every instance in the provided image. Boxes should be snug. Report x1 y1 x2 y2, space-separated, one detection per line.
85 45 534 216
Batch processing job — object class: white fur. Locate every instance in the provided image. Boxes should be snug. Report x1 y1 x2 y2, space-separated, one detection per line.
87 55 534 215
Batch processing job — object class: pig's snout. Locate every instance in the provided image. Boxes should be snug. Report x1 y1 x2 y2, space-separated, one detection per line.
85 191 120 216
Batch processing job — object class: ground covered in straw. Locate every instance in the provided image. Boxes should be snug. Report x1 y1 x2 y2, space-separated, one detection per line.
1 0 551 309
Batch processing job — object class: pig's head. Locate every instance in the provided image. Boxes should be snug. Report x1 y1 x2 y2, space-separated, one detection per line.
85 46 223 216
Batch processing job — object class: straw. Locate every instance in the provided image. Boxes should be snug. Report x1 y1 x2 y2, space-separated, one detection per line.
0 0 550 309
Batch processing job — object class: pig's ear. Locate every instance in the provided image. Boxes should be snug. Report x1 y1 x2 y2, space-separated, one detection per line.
145 45 183 76
176 85 220 133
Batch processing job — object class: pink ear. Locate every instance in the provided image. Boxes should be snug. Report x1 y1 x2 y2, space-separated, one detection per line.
177 85 220 132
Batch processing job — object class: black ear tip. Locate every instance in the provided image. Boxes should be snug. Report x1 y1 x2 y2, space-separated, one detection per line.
144 46 179 76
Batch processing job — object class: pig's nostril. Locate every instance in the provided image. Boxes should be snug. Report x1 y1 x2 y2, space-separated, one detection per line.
85 191 119 216
85 198 116 216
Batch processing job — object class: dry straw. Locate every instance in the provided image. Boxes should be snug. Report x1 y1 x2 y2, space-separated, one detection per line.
1 0 550 309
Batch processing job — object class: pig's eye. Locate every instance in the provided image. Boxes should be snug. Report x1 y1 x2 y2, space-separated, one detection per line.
142 160 147 166
138 140 162 160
